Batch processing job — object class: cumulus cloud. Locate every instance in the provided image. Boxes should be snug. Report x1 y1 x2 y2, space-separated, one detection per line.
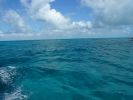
20 0 70 29
20 0 92 30
3 10 30 33
72 21 92 29
81 0 133 26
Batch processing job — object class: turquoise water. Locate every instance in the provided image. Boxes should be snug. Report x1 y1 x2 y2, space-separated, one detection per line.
0 38 133 100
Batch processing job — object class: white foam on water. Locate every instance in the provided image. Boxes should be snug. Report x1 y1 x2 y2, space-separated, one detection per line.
0 66 16 84
0 66 28 100
5 87 27 100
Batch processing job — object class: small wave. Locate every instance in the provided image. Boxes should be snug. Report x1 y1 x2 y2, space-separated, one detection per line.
4 87 27 100
7 66 16 69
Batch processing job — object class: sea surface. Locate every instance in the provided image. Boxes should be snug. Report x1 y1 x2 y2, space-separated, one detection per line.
0 38 133 100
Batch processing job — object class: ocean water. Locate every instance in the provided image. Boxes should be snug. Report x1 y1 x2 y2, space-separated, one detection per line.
0 38 133 100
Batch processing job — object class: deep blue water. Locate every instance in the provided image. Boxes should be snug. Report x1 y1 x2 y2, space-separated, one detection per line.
0 38 133 100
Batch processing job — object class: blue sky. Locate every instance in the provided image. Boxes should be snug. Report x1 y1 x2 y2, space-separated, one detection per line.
0 0 133 40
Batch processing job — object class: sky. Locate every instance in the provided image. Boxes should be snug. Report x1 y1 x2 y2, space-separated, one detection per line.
0 0 133 40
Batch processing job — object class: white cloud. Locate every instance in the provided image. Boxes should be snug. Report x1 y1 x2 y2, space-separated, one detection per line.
20 0 70 29
72 21 92 29
0 33 37 41
81 0 133 26
3 10 30 33
20 0 92 30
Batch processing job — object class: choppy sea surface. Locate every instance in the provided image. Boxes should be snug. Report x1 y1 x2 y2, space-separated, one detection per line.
0 38 133 100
